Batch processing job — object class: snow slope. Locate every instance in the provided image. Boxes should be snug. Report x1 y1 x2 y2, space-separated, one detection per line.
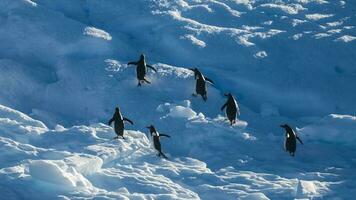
2 103 356 199
0 0 356 199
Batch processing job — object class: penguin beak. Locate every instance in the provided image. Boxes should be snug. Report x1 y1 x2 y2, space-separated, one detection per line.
146 126 151 129
224 93 229 97
280 124 286 128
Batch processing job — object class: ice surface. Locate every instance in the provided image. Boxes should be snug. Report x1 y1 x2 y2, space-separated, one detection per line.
0 0 356 199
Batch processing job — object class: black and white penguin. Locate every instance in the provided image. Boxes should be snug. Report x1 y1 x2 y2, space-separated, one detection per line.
127 54 157 86
108 107 134 139
190 68 214 101
146 125 170 159
221 93 240 125
280 124 303 156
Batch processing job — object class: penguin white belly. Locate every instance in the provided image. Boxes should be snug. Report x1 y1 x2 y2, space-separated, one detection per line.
111 121 115 129
149 135 155 149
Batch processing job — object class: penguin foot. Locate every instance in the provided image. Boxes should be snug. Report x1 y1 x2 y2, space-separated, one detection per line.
113 136 119 140
192 93 197 97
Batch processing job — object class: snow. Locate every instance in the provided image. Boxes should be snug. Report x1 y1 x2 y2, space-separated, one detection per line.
1 0 356 199
254 51 268 59
84 27 112 41
300 114 356 145
260 3 306 15
181 34 207 48
168 105 197 119
335 35 356 42
305 14 334 21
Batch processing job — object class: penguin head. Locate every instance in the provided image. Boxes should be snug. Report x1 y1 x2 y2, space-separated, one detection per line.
280 124 293 133
140 54 145 60
224 93 233 98
280 124 289 129
146 125 156 134
190 68 202 79
115 107 120 113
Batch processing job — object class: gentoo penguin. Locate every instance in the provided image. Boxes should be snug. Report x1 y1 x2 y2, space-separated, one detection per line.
190 68 214 101
127 54 157 86
146 125 170 159
221 93 240 125
108 107 134 139
280 124 303 156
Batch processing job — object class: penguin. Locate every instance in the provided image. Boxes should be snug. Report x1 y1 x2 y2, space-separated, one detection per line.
108 107 134 139
146 125 170 159
190 68 214 101
127 54 157 86
221 93 240 125
280 124 303 156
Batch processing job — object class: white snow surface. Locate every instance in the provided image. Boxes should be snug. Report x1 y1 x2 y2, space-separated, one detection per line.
0 0 356 199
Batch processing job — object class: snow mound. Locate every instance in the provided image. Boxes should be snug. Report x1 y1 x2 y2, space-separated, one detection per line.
335 35 356 43
300 114 356 145
1 104 346 199
305 14 334 21
84 27 112 41
0 105 48 134
28 160 94 190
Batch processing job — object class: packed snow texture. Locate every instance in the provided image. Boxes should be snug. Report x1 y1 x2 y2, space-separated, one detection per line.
0 0 355 199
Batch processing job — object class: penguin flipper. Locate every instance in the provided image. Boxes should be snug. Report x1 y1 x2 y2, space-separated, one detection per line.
143 78 151 84
127 61 138 65
159 134 170 138
108 118 114 126
296 136 303 145
221 102 227 111
147 65 157 72
205 77 214 84
160 152 168 159
123 117 134 125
